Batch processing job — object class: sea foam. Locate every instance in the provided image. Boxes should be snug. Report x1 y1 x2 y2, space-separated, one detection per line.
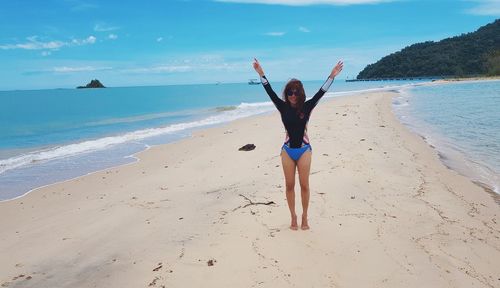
0 101 274 175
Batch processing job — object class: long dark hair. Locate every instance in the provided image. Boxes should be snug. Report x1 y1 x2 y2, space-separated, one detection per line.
283 79 306 118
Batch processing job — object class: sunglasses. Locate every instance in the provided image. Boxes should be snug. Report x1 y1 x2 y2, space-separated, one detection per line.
286 89 299 97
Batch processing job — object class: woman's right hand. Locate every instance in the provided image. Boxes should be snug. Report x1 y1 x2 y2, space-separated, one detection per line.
253 58 264 77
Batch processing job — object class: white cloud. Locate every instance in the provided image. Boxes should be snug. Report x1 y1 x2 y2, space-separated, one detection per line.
125 65 193 73
0 35 97 51
265 31 286 36
299 26 311 32
94 23 120 32
465 0 500 16
71 35 96 45
122 54 250 75
52 66 112 73
108 34 118 40
156 36 173 42
153 66 193 72
215 0 393 6
0 36 65 50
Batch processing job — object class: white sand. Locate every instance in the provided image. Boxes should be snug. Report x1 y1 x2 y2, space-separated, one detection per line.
1 91 499 288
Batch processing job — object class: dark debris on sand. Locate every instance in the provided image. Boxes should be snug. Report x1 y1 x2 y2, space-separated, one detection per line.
238 144 256 151
207 259 217 266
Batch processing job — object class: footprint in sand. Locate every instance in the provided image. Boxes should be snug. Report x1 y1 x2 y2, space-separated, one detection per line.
148 262 173 287
2 274 33 287
148 276 161 287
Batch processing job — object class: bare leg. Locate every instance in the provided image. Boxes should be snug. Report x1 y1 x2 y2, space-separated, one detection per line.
281 149 298 230
297 150 312 230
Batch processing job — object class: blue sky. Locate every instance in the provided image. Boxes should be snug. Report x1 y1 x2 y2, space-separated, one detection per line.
0 0 498 90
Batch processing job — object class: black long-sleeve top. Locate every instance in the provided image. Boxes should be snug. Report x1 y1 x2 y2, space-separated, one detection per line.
260 76 334 148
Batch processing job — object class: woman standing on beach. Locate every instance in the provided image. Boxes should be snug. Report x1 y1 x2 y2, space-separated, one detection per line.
252 58 343 230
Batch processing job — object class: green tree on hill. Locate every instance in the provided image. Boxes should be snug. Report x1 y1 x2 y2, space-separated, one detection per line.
357 19 500 79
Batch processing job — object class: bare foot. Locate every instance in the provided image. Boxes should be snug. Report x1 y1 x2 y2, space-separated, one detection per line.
290 215 298 230
301 215 310 230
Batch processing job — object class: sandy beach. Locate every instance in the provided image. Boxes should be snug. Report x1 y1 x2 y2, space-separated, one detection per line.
1 90 499 288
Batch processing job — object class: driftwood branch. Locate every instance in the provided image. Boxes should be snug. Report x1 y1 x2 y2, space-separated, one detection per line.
233 194 275 211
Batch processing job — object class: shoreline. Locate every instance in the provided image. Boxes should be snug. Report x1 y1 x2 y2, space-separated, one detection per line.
393 79 500 195
0 149 143 204
405 130 499 201
380 84 500 198
429 76 500 86
1 89 499 287
395 115 500 196
472 180 500 205
439 75 500 82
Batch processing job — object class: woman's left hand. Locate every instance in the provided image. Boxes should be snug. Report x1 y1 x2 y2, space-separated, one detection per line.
330 60 344 78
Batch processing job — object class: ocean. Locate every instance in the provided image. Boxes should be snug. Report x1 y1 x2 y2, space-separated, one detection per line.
3 78 495 201
393 80 500 193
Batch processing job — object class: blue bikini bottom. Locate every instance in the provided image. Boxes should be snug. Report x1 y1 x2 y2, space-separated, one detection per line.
281 142 312 161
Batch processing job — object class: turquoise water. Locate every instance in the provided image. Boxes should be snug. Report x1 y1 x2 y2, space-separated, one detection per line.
393 80 500 193
0 80 423 200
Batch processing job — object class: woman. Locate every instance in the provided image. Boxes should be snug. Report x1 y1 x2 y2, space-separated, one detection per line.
252 58 343 230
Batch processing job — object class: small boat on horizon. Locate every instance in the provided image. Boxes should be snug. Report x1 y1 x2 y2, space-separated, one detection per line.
248 79 260 85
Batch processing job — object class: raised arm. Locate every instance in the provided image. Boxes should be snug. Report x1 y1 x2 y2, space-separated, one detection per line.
307 60 344 109
253 58 285 110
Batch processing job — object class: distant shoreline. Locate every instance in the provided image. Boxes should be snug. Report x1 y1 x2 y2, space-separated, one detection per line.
436 75 500 82
2 76 499 92
348 75 500 83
